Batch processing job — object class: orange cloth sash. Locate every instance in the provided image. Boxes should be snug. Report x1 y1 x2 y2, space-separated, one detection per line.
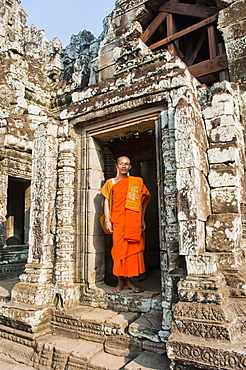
125 176 143 212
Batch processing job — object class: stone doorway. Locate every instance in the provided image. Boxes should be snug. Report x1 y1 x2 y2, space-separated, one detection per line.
77 106 165 298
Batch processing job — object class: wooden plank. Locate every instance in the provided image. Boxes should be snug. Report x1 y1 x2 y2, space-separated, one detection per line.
188 54 228 78
187 28 206 66
207 24 217 59
149 13 217 51
140 12 168 43
159 1 218 19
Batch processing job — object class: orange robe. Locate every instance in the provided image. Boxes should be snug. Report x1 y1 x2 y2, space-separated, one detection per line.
101 176 151 278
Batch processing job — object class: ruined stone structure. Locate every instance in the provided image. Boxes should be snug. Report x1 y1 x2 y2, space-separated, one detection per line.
0 0 246 369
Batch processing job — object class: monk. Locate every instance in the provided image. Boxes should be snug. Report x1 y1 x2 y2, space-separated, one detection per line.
100 156 151 293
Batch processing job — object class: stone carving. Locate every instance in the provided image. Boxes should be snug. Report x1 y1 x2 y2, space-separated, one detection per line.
0 0 246 370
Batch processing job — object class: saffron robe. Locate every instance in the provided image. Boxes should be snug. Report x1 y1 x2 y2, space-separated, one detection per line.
100 176 151 278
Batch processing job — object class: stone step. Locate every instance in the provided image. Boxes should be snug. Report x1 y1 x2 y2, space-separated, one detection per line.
0 335 170 370
52 305 142 358
124 351 171 370
0 353 36 370
52 304 166 357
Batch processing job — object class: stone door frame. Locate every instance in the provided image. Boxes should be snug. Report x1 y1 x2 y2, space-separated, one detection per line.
75 106 166 291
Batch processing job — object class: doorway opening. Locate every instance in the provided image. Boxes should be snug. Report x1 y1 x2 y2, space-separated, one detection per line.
6 177 31 246
102 130 161 291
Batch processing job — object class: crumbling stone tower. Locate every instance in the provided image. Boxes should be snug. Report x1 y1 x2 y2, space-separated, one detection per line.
0 0 246 369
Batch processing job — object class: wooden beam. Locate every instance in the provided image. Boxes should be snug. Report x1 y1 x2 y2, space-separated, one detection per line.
148 13 217 51
166 13 184 59
188 54 228 78
140 12 168 43
207 24 217 59
159 1 218 19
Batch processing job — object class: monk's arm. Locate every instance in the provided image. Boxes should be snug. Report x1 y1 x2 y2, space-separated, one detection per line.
141 194 151 232
103 197 113 234
141 198 148 232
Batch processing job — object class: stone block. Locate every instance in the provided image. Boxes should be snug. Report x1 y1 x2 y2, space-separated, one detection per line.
229 56 246 82
211 186 240 213
124 351 170 370
226 37 246 61
105 335 142 358
86 252 105 284
27 104 41 115
218 0 246 28
179 219 205 255
208 163 238 188
162 307 173 330
142 340 166 355
176 139 208 174
88 148 104 171
186 254 217 275
129 310 162 342
208 144 239 164
206 213 241 252
205 115 235 131
177 167 211 222
208 125 241 143
175 99 208 150
80 307 117 325
164 193 178 224
0 338 35 366
105 312 138 335
88 351 131 370
203 94 234 119
164 173 177 194
88 169 105 191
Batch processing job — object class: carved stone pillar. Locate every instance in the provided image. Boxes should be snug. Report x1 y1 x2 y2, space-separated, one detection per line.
53 139 80 308
10 119 58 306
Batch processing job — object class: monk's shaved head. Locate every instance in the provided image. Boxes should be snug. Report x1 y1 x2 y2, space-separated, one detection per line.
116 156 131 164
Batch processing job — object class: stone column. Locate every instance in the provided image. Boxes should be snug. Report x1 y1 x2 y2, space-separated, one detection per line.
53 138 80 307
11 119 58 306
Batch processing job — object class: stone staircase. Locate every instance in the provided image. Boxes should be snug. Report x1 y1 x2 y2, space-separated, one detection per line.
0 304 171 369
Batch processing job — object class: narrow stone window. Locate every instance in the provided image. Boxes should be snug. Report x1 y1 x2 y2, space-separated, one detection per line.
6 177 31 246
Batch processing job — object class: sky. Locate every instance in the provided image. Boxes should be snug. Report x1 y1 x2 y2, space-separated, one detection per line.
20 0 116 47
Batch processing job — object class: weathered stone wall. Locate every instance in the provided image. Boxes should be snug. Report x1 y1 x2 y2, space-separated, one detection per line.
218 0 246 83
0 0 246 369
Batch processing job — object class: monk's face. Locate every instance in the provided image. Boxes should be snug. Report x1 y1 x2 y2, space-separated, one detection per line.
116 156 131 175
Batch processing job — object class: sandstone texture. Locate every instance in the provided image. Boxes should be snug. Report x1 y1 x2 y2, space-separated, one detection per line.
0 0 246 370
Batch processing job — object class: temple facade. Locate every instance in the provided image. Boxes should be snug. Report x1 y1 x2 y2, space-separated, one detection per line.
0 0 246 369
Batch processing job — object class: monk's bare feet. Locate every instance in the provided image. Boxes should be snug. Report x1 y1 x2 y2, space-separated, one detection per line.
124 278 140 293
113 284 123 293
113 277 124 293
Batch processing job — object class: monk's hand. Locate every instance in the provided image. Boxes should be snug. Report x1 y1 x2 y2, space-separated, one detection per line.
105 220 113 234
141 219 146 232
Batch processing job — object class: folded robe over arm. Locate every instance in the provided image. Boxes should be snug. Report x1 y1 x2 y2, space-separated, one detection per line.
100 176 151 278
